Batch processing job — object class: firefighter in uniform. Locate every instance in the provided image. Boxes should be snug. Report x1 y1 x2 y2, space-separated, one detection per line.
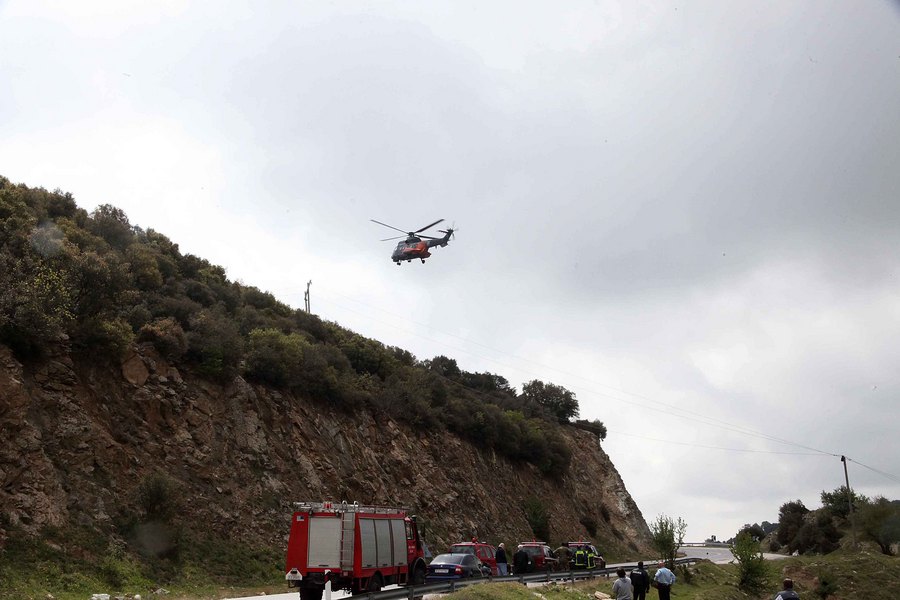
573 545 588 569
587 546 597 569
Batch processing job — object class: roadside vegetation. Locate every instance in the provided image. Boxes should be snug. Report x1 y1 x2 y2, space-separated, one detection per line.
6 548 895 600
443 551 900 600
0 522 281 600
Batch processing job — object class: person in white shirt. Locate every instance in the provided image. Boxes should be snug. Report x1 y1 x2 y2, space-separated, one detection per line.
653 562 676 600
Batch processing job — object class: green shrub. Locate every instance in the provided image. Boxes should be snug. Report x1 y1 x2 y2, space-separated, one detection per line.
793 512 841 554
88 204 134 250
74 316 134 358
244 328 307 387
676 564 694 585
731 531 769 593
814 569 839 599
136 472 178 521
186 309 243 378
0 259 73 357
777 500 809 551
139 317 187 360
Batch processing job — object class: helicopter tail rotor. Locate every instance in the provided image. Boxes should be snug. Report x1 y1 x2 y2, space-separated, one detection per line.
438 222 457 240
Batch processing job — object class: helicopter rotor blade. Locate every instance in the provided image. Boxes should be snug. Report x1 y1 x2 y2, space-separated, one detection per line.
370 219 410 235
415 218 444 233
380 235 406 241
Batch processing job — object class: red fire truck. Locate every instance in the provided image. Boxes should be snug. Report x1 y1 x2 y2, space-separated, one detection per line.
285 501 428 600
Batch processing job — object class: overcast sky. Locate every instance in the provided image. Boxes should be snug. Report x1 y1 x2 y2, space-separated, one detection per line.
2 0 899 542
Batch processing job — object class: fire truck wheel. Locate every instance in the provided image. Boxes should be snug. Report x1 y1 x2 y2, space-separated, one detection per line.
411 563 426 585
300 588 323 600
367 574 382 593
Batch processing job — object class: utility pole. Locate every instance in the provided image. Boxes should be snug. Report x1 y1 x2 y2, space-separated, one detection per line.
304 280 312 313
841 455 857 547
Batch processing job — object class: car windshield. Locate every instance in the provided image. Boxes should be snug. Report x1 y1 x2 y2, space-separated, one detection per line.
432 554 468 565
448 545 475 555
522 546 542 557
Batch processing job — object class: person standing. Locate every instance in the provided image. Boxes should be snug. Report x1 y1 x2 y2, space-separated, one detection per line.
555 543 572 571
612 568 633 600
573 545 587 569
496 543 508 576
513 545 530 574
653 561 676 600
629 561 650 600
774 578 800 600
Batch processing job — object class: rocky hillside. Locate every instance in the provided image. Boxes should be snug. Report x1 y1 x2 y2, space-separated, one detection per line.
0 339 651 561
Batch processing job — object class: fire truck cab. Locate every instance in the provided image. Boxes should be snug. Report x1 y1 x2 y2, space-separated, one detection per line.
285 501 427 600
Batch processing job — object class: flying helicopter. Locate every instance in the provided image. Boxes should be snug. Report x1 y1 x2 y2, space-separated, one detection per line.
371 218 456 265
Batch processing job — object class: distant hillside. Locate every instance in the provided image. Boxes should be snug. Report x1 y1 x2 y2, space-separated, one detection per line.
0 176 651 598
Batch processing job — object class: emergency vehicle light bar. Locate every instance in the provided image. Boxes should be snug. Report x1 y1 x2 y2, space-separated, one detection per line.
292 501 410 514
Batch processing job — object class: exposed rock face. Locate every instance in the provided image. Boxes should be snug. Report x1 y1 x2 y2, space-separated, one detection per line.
0 344 651 555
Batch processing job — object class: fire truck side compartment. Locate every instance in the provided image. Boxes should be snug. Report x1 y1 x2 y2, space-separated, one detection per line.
308 516 341 568
390 519 405 566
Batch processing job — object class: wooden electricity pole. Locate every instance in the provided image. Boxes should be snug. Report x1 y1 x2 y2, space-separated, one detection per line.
841 455 857 547
304 280 312 313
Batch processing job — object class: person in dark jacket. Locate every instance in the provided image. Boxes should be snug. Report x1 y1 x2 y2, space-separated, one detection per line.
573 545 588 569
774 578 800 600
496 543 508 576
629 561 650 600
512 545 531 574
554 543 571 571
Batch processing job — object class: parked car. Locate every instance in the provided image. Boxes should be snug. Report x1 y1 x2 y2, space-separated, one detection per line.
447 541 499 576
425 553 489 581
516 541 558 572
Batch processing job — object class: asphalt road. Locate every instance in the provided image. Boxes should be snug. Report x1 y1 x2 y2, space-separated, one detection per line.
678 545 787 564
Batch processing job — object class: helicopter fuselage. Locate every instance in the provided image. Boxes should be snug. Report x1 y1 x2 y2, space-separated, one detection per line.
391 234 450 264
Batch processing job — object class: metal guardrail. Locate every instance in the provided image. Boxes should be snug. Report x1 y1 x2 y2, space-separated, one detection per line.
679 542 732 548
346 558 701 600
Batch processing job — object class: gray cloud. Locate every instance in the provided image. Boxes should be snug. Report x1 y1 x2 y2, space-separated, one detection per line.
2 0 898 540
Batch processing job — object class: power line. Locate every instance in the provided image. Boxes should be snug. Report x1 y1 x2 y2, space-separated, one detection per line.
605 430 827 455
279 285 900 487
308 286 840 457
845 457 900 486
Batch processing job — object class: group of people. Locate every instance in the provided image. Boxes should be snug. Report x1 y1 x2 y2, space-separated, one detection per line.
612 565 800 600
611 561 675 600
495 542 548 575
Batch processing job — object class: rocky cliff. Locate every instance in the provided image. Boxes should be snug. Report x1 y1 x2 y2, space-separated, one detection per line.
0 341 651 560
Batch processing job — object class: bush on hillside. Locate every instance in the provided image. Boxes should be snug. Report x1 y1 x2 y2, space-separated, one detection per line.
73 316 134 358
821 485 869 520
186 309 243 379
858 496 900 555
136 472 179 521
244 328 308 387
731 531 769 593
777 500 809 550
793 512 841 554
139 317 188 360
